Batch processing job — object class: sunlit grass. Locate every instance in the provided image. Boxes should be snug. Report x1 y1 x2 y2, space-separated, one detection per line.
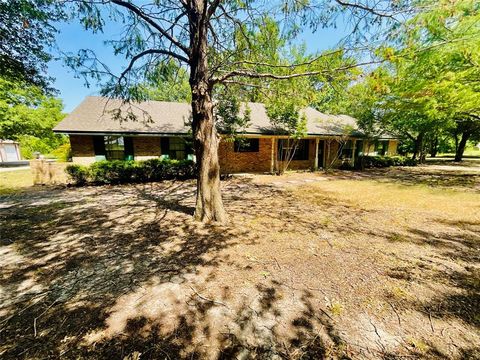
290 179 480 223
0 169 33 195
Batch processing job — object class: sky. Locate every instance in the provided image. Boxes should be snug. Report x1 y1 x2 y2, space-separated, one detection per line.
48 19 350 113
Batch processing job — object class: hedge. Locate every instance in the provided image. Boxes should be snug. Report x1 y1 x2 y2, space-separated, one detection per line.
65 159 196 185
354 155 417 169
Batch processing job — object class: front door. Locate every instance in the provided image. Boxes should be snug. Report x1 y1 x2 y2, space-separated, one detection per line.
317 140 324 168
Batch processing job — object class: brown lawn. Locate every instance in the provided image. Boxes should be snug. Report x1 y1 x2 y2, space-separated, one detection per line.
0 162 479 359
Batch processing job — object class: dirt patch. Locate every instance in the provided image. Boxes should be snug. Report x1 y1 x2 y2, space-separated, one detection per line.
1 164 479 359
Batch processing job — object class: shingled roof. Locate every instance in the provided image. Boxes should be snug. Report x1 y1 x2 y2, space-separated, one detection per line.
54 96 392 138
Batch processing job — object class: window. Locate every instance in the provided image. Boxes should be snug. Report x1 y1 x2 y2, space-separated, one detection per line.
161 137 191 160
355 140 364 157
234 138 259 152
278 139 309 161
338 140 354 159
104 136 125 160
375 140 389 156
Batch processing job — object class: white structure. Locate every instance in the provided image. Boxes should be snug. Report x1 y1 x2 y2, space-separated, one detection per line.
0 140 21 162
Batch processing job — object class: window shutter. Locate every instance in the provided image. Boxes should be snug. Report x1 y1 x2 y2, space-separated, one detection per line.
124 137 134 160
93 136 106 156
160 137 169 156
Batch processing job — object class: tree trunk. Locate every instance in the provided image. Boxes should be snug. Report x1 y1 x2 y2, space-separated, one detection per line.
429 136 438 158
454 131 471 162
189 3 226 222
412 132 424 161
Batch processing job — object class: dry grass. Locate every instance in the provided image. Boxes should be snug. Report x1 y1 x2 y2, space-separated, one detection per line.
0 169 33 195
0 163 479 359
290 179 479 221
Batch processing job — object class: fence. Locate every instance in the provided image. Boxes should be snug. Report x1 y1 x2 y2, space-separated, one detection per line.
30 160 68 185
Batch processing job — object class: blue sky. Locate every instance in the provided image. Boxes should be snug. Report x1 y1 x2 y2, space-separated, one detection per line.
49 20 350 113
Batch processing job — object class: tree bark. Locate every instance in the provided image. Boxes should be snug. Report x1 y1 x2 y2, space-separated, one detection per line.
429 136 438 158
189 3 226 222
454 131 471 162
412 132 424 161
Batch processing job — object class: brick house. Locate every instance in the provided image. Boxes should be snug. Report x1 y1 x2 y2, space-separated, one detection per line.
54 96 398 173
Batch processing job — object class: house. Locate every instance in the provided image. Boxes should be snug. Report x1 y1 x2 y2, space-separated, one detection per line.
0 140 22 163
53 96 398 173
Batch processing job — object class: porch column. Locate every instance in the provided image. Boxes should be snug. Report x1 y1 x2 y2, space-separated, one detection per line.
270 137 275 174
352 139 357 163
314 138 319 171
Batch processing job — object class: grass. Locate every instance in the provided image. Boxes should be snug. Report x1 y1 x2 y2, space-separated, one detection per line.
290 179 479 222
437 145 480 158
0 169 33 194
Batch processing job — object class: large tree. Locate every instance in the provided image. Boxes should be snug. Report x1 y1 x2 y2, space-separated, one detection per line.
66 0 409 222
0 0 63 91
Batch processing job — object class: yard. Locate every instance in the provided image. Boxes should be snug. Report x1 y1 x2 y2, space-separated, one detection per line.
0 161 479 359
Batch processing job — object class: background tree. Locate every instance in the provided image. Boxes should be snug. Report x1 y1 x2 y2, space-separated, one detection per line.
0 77 67 159
337 0 479 162
0 0 63 91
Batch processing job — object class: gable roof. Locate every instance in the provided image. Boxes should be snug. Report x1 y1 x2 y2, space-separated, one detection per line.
54 96 394 138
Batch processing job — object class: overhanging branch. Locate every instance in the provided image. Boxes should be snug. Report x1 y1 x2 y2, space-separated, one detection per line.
212 60 379 84
119 49 189 82
111 0 190 56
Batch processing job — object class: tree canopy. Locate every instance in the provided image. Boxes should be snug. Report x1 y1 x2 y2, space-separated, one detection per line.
0 76 66 159
0 0 63 91
337 0 480 160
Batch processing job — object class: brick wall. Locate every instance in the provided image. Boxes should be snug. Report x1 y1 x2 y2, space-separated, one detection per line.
133 136 161 160
218 138 319 174
219 137 273 173
70 135 95 165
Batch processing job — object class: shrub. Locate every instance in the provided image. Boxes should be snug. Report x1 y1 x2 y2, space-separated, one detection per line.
65 159 196 186
65 164 89 185
49 143 71 162
355 155 417 169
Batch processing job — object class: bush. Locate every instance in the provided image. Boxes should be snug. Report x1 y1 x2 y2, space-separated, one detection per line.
65 159 196 186
65 164 89 185
48 143 71 162
355 155 417 169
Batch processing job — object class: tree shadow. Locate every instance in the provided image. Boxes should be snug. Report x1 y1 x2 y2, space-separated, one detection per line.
383 220 480 331
0 179 353 359
337 166 480 191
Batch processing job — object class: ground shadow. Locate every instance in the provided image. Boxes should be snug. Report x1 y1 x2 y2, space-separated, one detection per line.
0 179 354 359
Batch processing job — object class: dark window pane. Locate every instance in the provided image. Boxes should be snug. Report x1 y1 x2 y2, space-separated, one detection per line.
278 139 309 161
104 136 125 160
168 137 187 160
234 138 259 152
375 140 389 156
339 140 354 159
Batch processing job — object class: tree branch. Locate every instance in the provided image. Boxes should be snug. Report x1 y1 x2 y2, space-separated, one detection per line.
119 49 189 82
212 60 379 83
111 0 190 56
335 0 396 20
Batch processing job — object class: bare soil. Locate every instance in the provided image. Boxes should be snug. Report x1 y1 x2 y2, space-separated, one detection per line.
0 163 479 359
